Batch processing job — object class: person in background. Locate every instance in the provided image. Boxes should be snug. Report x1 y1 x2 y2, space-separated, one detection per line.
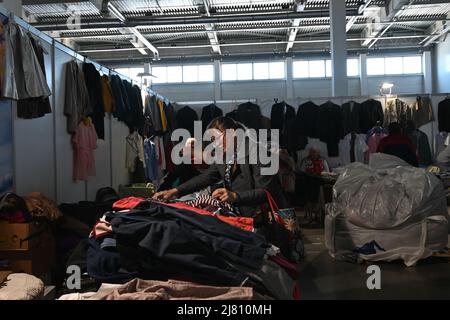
297 147 330 223
153 116 286 217
299 147 330 175
158 138 206 191
377 122 419 167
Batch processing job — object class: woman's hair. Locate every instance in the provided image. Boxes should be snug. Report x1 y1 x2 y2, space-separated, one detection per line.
207 116 239 132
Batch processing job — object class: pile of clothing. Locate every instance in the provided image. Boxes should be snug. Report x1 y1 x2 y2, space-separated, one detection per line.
70 198 299 300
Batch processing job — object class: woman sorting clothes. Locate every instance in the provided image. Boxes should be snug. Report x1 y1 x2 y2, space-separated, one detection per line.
153 117 286 217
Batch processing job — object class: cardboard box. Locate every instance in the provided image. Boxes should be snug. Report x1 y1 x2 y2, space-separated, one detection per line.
0 222 52 251
0 222 55 276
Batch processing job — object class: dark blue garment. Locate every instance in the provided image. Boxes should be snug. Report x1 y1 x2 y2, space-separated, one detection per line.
353 240 386 255
144 138 158 182
86 237 137 283
109 202 269 286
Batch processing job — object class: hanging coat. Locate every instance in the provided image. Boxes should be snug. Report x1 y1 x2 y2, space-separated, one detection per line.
317 101 344 157
271 102 295 152
83 63 105 140
201 104 223 132
341 101 361 135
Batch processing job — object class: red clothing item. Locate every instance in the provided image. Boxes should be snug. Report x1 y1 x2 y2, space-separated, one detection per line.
269 254 299 280
113 197 145 210
72 122 98 181
303 158 325 174
376 133 418 166
161 201 255 232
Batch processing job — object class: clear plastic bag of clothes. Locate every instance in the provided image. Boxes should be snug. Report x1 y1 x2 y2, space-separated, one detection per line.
325 153 449 266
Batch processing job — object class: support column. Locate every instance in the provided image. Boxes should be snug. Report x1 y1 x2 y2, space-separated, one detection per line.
330 0 348 97
214 59 222 101
2 0 22 17
360 53 368 96
286 57 294 100
422 50 433 94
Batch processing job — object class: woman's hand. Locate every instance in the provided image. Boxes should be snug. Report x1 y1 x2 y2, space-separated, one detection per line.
212 188 237 203
152 188 179 200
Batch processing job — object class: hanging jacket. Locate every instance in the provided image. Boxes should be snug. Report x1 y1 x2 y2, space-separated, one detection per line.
317 101 344 157
145 95 162 133
176 106 199 137
339 133 369 165
384 98 412 129
341 101 361 135
412 96 433 128
236 102 263 130
293 101 319 151
271 102 295 152
359 99 384 134
3 24 51 101
109 75 126 121
438 98 450 132
157 99 168 132
100 75 115 114
17 37 52 119
165 102 177 132
201 104 223 132
83 63 105 140
407 129 432 166
64 61 92 134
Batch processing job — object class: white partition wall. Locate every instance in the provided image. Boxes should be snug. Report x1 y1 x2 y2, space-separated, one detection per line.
111 117 130 192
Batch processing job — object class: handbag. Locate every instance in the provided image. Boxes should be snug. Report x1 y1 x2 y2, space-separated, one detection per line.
255 191 305 263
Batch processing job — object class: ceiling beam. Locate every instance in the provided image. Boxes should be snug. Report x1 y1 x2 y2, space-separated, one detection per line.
31 9 359 31
22 0 90 4
346 0 373 32
202 0 221 55
106 2 159 58
78 34 427 53
55 18 443 40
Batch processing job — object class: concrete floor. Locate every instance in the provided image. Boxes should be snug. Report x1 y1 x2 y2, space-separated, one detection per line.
297 227 450 299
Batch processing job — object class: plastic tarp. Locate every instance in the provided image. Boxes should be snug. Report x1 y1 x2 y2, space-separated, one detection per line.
325 153 449 266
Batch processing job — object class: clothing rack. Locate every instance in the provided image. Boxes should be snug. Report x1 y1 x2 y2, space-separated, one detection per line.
176 99 257 105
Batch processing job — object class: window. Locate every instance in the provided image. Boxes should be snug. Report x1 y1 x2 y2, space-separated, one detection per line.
114 67 144 84
221 64 237 81
198 65 214 81
269 62 285 79
367 58 385 75
237 63 253 80
151 67 167 84
151 64 214 84
293 58 359 78
253 62 269 80
403 56 422 74
385 57 403 75
221 61 285 81
309 60 326 78
325 60 332 77
166 66 182 83
293 60 309 78
367 55 422 76
182 65 198 83
347 58 359 77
